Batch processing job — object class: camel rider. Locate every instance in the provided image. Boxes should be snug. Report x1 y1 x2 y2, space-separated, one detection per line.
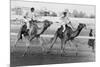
60 9 74 32
23 7 37 31
23 7 40 37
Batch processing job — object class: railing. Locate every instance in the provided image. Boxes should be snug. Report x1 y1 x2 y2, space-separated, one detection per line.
10 33 95 39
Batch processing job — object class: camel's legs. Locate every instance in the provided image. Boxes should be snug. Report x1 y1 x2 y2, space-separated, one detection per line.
13 38 21 53
14 27 23 46
66 40 72 47
61 39 63 54
38 37 46 52
14 33 23 48
61 39 66 56
28 26 36 41
22 37 30 56
69 40 78 56
71 40 79 56
47 33 58 53
74 43 78 56
49 34 57 50
29 35 35 41
62 39 67 54
66 40 79 56
49 37 54 43
14 38 20 47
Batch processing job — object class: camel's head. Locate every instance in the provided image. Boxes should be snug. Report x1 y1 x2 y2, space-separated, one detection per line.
78 23 86 30
44 20 53 27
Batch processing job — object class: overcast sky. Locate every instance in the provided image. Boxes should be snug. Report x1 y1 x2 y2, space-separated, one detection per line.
11 0 95 16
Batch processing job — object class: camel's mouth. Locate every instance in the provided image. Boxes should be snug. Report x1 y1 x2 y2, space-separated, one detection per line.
78 23 87 30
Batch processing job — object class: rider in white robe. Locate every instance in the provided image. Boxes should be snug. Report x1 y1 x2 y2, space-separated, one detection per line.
23 7 37 30
60 9 74 32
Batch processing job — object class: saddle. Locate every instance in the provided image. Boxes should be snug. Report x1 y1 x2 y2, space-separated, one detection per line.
21 24 29 35
65 24 73 38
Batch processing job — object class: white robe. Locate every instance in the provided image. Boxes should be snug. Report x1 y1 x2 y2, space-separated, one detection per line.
60 16 70 32
23 11 36 29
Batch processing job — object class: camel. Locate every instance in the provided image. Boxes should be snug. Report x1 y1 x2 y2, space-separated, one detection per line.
14 19 53 56
48 23 86 56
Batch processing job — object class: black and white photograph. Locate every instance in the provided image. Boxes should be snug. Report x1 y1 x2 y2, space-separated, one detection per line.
10 0 96 67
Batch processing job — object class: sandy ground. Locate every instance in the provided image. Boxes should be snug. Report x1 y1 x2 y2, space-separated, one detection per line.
10 36 95 67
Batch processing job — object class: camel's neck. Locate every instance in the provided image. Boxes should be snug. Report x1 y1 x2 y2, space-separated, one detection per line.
71 27 83 38
39 27 48 35
37 25 49 36
76 28 83 36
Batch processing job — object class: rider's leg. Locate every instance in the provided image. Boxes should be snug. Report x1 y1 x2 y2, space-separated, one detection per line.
62 25 66 32
14 30 22 47
26 21 30 30
27 21 32 38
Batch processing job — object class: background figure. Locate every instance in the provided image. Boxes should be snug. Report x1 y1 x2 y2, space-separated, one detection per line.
88 29 95 52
